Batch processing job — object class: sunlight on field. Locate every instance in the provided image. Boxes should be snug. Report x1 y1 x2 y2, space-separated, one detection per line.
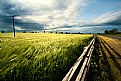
99 36 121 54
0 33 93 81
98 36 121 81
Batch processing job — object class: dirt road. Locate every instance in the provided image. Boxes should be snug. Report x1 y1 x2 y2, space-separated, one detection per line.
87 36 121 81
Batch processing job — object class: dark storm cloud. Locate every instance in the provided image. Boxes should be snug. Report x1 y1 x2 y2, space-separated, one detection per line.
0 14 45 31
0 0 45 31
104 18 121 26
0 0 121 33
14 20 45 30
0 0 32 16
0 0 88 32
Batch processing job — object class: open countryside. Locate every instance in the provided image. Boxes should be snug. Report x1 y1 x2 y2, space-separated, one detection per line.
0 0 121 81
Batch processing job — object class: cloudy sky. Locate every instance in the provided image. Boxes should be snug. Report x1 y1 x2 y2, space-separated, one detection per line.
0 0 121 33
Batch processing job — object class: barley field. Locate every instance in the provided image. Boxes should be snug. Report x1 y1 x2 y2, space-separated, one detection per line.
0 33 93 81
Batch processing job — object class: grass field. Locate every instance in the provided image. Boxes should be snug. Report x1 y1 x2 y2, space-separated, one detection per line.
0 33 93 81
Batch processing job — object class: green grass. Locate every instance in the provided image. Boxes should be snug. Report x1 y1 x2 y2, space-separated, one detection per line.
0 33 93 81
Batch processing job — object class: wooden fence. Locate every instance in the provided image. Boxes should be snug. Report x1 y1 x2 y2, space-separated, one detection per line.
62 36 96 81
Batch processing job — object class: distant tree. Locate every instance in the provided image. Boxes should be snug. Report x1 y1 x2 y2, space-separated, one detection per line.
56 32 57 34
104 30 108 34
31 31 34 33
44 31 45 33
112 28 118 34
23 31 26 33
1 30 4 33
50 31 52 33
97 33 101 34
109 29 113 34
108 28 118 34
61 32 63 34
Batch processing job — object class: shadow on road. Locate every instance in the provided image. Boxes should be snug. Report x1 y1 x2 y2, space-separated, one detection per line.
87 36 121 81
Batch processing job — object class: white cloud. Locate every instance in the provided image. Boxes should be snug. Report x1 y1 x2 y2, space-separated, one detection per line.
74 10 121 27
92 10 121 25
15 26 25 30
6 0 88 29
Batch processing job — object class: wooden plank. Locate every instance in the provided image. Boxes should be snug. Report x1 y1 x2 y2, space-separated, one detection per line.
62 36 95 81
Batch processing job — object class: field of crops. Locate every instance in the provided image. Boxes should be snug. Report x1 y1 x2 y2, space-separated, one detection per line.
0 33 93 81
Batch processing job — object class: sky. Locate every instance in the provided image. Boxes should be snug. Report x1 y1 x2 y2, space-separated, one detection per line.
0 0 121 33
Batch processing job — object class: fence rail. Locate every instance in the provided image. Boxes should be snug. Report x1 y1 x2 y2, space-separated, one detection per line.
62 36 96 81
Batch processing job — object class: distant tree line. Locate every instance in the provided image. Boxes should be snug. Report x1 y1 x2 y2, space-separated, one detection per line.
104 28 119 34
1 30 84 34
1 30 4 33
43 31 84 34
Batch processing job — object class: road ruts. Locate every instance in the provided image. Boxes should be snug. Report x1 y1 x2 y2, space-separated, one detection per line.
87 36 121 81
99 36 121 81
